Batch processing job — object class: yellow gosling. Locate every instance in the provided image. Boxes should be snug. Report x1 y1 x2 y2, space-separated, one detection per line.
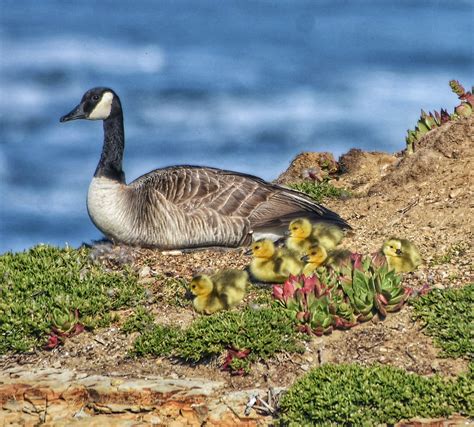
382 238 422 273
190 270 248 314
311 222 344 251
286 218 317 254
249 239 302 283
301 245 328 276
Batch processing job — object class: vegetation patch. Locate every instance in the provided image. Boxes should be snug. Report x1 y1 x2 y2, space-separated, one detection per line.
121 307 155 334
289 180 350 203
410 284 473 359
132 307 306 373
278 363 473 426
429 242 469 266
0 245 144 354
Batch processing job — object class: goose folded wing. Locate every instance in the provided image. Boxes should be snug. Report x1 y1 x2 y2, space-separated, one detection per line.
130 166 349 230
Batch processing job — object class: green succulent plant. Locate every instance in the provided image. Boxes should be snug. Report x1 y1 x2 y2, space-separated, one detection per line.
405 80 473 154
273 252 409 334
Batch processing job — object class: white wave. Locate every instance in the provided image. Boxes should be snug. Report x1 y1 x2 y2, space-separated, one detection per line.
143 90 343 141
0 37 165 74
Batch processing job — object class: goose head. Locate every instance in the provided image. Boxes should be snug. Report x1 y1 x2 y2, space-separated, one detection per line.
60 87 121 122
301 244 327 265
287 218 312 239
382 239 403 258
189 275 214 297
250 239 276 259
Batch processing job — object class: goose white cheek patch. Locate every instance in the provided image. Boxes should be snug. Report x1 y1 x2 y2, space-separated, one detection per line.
89 92 114 120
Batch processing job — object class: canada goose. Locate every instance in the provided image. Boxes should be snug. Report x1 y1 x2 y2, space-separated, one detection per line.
189 269 248 314
248 239 302 283
382 238 422 273
60 88 349 249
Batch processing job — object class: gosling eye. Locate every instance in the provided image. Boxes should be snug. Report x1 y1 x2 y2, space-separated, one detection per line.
254 245 260 250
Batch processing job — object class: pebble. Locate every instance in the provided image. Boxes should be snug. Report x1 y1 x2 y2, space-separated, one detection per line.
161 250 183 256
138 266 151 278
449 188 462 198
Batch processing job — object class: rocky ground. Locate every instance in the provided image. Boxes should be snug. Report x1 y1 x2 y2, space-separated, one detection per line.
1 115 472 426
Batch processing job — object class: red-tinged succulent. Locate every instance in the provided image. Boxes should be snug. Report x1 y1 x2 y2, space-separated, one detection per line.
449 80 474 105
221 347 251 375
274 274 346 335
44 333 62 350
273 253 410 336
405 80 472 154
45 308 85 350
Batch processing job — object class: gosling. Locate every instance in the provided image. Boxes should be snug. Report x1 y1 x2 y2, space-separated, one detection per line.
301 245 352 275
248 239 302 283
301 245 328 276
286 218 344 254
311 222 344 251
286 218 318 254
382 238 422 273
189 269 248 314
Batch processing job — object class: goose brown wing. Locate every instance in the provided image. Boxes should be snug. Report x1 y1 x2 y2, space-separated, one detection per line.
130 166 349 230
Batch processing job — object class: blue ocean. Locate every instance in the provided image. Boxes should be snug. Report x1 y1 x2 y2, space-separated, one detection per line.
0 0 472 253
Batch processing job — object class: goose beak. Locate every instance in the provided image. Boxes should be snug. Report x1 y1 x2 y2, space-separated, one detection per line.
184 289 194 300
60 103 86 122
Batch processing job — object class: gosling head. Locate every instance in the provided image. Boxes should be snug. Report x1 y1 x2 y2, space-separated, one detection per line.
301 245 327 264
382 239 403 258
288 218 312 239
189 275 214 297
60 87 121 123
249 239 276 259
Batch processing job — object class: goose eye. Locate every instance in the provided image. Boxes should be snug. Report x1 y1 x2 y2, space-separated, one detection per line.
92 94 100 101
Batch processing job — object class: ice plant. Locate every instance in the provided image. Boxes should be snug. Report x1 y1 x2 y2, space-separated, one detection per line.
405 80 473 154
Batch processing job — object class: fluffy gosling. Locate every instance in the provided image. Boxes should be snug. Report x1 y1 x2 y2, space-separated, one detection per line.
286 218 318 254
301 246 352 275
286 218 344 255
301 245 328 276
382 238 421 273
190 269 248 314
248 239 302 283
311 222 344 251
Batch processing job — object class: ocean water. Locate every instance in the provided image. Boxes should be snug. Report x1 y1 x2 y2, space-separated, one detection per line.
0 0 472 253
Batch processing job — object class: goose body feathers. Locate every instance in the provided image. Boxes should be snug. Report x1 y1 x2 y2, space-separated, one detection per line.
61 87 350 249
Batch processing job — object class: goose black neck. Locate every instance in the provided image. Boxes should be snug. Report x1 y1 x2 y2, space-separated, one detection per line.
94 113 126 182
